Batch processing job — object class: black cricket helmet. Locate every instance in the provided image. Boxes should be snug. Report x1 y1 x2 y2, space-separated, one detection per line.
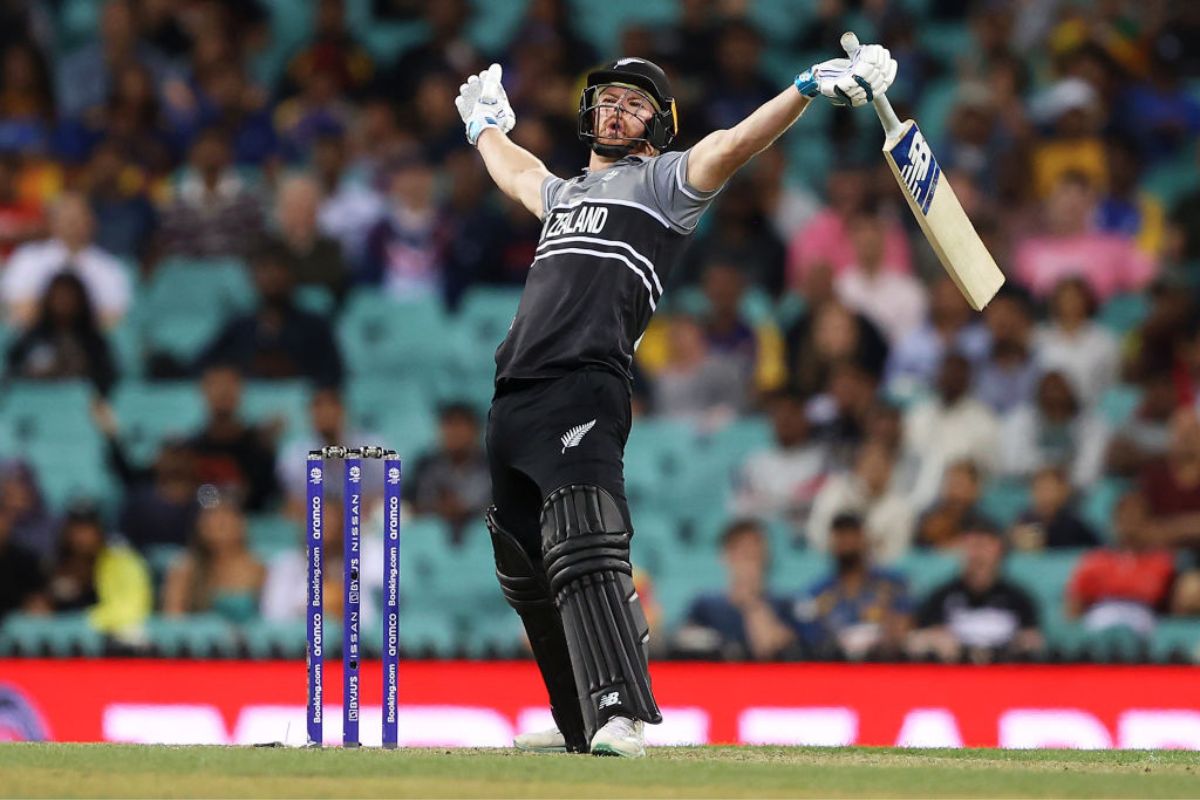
577 57 677 157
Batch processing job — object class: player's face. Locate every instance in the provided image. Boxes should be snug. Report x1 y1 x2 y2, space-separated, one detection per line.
593 85 654 146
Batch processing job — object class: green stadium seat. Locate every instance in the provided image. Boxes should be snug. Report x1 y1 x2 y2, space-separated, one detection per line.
143 545 186 594
894 550 959 602
145 614 241 658
456 287 522 347
1098 293 1149 335
979 479 1030 528
142 259 255 316
1080 478 1130 543
775 547 831 596
242 380 313 443
111 381 206 466
0 612 104 657
337 291 452 375
1150 619 1200 663
1098 384 1142 426
240 618 306 660
294 285 336 316
246 514 303 560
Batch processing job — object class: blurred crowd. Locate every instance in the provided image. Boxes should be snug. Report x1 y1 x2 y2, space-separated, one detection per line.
1 0 1200 663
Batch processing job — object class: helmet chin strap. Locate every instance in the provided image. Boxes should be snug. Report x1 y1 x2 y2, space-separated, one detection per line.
591 141 639 158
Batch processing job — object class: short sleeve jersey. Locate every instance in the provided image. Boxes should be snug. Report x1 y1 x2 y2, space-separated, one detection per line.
494 149 720 384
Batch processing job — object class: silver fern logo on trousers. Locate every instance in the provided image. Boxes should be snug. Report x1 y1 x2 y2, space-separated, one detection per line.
561 419 597 454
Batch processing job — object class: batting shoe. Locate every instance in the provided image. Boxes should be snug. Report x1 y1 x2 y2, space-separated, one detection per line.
590 715 645 758
514 726 567 753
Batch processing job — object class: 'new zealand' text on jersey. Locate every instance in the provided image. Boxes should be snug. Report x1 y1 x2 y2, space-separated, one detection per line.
494 150 720 384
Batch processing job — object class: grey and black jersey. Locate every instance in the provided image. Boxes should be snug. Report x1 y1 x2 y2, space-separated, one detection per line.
494 150 720 384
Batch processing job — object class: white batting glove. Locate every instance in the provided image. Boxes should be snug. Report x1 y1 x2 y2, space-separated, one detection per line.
794 44 897 107
455 63 515 145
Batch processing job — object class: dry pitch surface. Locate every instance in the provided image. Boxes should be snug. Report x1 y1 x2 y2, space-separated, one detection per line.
2 743 1198 798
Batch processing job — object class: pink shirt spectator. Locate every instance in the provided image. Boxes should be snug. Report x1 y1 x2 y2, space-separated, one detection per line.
787 209 913 288
1014 232 1155 302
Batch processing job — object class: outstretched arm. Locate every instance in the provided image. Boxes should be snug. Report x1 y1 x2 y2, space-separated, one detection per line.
476 129 553 219
686 43 897 192
456 64 554 219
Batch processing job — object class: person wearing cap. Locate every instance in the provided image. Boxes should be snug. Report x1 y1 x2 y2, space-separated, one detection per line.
790 512 912 660
908 515 1042 663
455 46 898 756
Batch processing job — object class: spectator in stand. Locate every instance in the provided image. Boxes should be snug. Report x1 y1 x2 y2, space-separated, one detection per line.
271 175 348 303
1065 492 1173 637
834 205 927 346
55 0 176 120
0 461 56 564
909 517 1042 663
440 149 507 307
411 71 471 164
702 21 779 137
785 300 888 398
283 0 374 100
677 178 786 296
158 127 265 260
76 62 176 176
5 272 118 395
1096 137 1165 259
1014 171 1155 302
886 276 990 401
808 439 915 563
1134 408 1200 614
998 371 1108 488
81 140 158 261
916 460 982 549
904 353 1000 511
276 387 384 518
162 495 265 623
312 129 384 271
652 314 747 425
405 402 491 544
198 246 344 387
1117 37 1200 166
0 42 54 155
1105 370 1179 478
0 192 131 329
807 360 879 471
674 519 797 660
700 261 787 397
0 500 46 620
1123 278 1194 384
789 512 912 660
787 164 912 289
361 151 444 301
43 501 151 638
1027 78 1107 200
274 68 356 164
185 364 279 512
732 390 831 538
1034 277 1119 407
1009 465 1099 552
974 287 1039 415
383 0 483 106
171 60 278 168
0 153 45 257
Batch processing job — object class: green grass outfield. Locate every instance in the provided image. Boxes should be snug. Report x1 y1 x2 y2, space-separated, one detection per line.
2 743 1198 799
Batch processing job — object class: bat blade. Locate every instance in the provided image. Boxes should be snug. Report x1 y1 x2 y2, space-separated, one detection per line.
883 120 1004 311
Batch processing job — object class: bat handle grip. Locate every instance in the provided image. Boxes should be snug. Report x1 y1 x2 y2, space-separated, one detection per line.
840 31 905 139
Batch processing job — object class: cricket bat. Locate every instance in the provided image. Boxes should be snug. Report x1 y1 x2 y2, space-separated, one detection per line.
841 32 1004 311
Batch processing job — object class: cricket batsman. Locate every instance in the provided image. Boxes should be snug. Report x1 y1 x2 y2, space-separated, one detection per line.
457 45 897 756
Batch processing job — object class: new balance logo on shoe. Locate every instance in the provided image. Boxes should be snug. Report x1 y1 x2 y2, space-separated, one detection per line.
560 419 597 454
598 691 620 710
